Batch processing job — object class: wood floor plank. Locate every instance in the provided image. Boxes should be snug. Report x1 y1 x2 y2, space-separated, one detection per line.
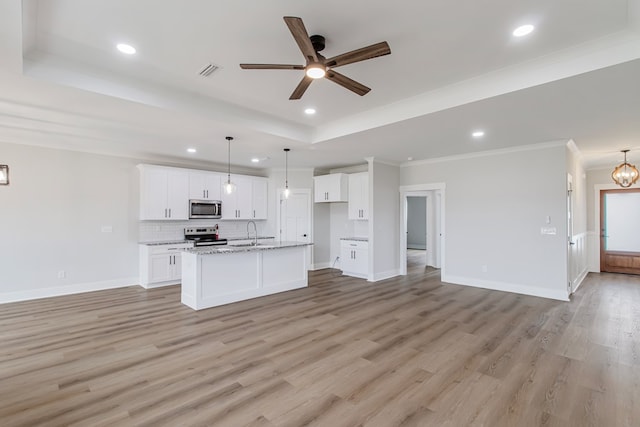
1 265 639 426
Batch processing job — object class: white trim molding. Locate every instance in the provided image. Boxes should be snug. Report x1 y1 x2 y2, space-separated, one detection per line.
400 141 567 168
0 277 138 304
368 269 401 283
442 275 570 302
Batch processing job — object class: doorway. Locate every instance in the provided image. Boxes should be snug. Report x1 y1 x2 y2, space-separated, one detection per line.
277 188 312 268
407 196 427 270
399 184 445 277
599 188 640 274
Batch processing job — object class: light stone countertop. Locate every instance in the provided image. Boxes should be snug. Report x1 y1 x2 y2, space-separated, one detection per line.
139 240 192 246
184 241 312 255
139 236 276 246
340 237 369 242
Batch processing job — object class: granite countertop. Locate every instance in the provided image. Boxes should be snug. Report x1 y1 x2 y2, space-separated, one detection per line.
184 241 312 255
140 236 276 246
340 237 369 242
139 240 192 246
226 236 276 241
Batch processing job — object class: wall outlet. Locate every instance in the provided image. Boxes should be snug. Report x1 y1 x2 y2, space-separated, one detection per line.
481 265 488 273
57 270 66 279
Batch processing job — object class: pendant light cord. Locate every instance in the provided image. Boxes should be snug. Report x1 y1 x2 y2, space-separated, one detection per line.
284 148 290 189
226 136 233 183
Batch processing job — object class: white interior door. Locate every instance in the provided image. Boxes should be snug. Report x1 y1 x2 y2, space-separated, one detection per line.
278 189 312 267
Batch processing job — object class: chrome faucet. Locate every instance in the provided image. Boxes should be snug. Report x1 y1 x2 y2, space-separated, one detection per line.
247 220 258 246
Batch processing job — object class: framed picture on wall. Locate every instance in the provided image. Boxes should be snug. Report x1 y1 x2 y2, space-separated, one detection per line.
0 165 8 185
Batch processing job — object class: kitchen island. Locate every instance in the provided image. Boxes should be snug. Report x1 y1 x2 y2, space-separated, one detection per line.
181 241 312 310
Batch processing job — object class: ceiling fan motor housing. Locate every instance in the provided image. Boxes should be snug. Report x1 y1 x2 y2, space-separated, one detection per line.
310 35 325 52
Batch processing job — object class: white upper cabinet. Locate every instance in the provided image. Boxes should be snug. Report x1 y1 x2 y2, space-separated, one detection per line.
189 172 221 201
221 175 253 219
314 173 348 203
348 172 369 220
139 164 267 221
138 165 189 220
251 177 268 220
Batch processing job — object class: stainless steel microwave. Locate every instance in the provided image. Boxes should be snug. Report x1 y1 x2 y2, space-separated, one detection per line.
189 199 222 219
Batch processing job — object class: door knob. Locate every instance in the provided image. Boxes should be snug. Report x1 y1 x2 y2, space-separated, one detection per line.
302 234 307 237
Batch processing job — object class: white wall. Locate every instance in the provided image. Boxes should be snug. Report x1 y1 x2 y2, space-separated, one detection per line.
401 143 570 300
407 196 427 249
0 142 140 302
369 160 401 281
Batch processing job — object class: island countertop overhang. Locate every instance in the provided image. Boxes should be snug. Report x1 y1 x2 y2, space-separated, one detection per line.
184 241 312 255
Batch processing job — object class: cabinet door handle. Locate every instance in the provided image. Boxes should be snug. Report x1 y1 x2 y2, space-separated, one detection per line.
169 208 171 218
169 255 172 265
253 210 256 218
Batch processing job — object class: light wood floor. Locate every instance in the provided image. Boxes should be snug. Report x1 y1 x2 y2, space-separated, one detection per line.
1 269 639 426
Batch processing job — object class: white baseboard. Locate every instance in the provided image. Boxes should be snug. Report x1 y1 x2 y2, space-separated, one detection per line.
0 277 139 304
407 244 426 250
442 274 569 301
310 262 331 271
369 269 400 282
572 269 589 294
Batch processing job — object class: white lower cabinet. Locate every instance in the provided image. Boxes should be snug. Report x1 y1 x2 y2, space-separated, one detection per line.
139 243 193 288
340 240 368 279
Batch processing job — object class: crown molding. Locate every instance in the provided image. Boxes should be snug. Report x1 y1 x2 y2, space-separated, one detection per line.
401 140 568 168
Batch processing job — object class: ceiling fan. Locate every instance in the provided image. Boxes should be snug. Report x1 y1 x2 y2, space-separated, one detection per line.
240 16 391 100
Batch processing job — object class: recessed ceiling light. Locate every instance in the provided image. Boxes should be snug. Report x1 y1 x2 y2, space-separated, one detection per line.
250 157 270 163
304 108 316 115
187 148 197 153
513 24 534 37
116 43 136 55
407 157 414 161
472 130 485 138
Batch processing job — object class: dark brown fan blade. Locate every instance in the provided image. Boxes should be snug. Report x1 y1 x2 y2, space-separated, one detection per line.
325 70 371 96
240 64 305 70
324 41 391 68
290 76 313 100
284 16 318 63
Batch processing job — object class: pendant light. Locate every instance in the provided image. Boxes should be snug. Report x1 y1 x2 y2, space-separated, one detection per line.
224 136 236 194
611 149 639 188
283 148 290 199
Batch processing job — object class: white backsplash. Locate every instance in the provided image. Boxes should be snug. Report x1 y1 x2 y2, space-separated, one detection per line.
139 219 268 242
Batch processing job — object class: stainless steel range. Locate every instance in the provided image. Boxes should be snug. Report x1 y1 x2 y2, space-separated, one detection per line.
184 227 227 247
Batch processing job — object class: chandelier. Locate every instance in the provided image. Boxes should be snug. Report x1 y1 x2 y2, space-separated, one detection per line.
611 149 639 188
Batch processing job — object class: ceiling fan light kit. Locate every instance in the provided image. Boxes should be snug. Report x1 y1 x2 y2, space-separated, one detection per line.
240 16 391 99
305 64 326 79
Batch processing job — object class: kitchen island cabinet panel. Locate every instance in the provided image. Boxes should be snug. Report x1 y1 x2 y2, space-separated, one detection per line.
201 253 258 298
181 243 310 310
263 247 307 289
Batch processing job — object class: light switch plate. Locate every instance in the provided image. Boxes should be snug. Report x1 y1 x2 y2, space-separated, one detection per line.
101 226 113 233
540 226 557 235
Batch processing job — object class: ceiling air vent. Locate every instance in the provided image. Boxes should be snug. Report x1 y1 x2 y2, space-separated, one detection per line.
198 63 219 77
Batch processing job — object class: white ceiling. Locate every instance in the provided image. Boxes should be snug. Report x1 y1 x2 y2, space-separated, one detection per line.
1 0 640 170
